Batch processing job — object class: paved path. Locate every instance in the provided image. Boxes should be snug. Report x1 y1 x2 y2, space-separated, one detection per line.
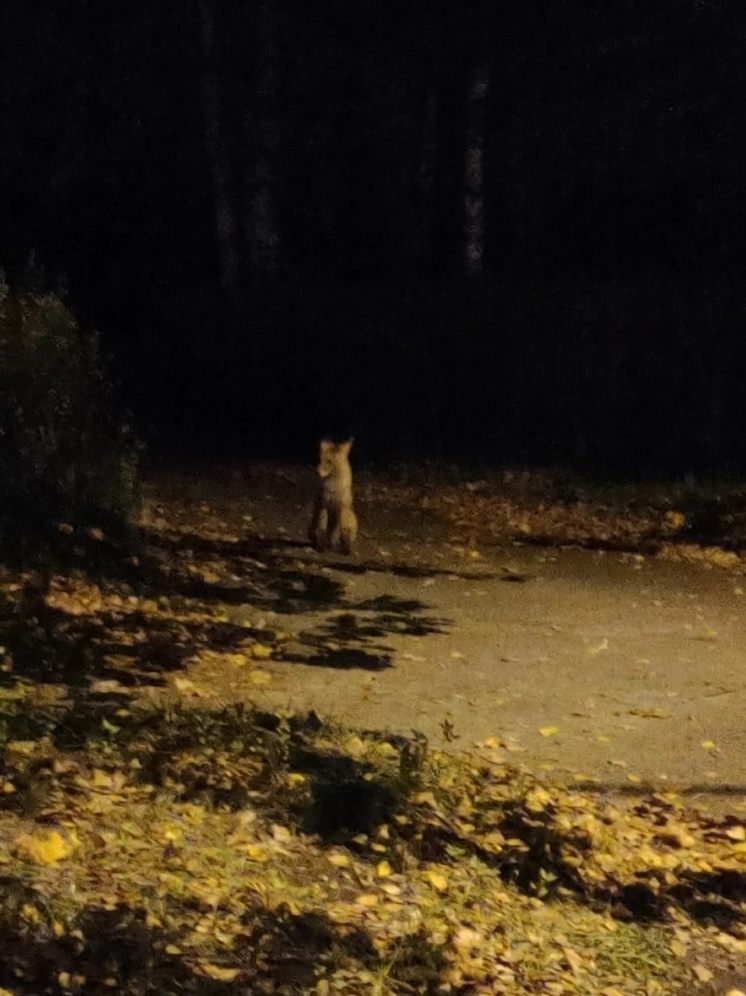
209 473 746 797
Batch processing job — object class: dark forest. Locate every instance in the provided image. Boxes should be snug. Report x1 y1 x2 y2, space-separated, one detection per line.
1 0 744 471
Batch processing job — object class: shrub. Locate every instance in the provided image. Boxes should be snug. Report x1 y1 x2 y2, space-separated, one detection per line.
0 269 141 561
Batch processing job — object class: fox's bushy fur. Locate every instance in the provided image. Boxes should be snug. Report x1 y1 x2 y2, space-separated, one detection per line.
309 438 358 554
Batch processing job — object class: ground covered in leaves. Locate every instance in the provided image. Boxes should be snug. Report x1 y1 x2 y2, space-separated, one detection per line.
1 463 746 994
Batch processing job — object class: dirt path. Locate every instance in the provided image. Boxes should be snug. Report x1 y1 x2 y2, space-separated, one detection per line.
156 466 746 797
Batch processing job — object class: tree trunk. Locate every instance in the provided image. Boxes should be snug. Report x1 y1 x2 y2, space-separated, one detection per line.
196 0 240 296
417 88 437 275
463 59 488 276
245 0 280 278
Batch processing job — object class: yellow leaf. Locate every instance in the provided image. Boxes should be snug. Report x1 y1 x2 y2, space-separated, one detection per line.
20 904 42 925
665 511 686 530
539 725 560 737
426 870 448 892
670 939 687 957
198 963 241 983
726 825 746 841
658 827 696 848
376 860 392 878
344 736 366 758
251 643 272 659
244 844 270 863
701 740 716 750
525 788 553 812
453 926 483 949
6 740 36 756
327 852 351 867
563 946 583 974
412 791 438 808
248 670 271 684
14 830 75 865
356 894 379 907
627 774 641 784
286 772 306 787
692 964 714 983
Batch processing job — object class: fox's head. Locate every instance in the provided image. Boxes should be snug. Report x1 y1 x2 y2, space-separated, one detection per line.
317 438 353 477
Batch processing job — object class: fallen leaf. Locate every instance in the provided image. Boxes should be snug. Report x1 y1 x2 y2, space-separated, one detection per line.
426 869 448 891
692 964 713 983
244 844 270 863
563 946 583 974
14 830 76 865
588 639 608 656
198 963 242 982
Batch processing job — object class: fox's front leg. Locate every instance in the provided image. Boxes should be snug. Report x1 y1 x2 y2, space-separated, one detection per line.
309 500 329 551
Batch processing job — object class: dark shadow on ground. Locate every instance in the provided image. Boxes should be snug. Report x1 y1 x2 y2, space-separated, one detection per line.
279 595 451 670
312 556 502 582
0 883 386 995
139 527 347 613
0 513 456 693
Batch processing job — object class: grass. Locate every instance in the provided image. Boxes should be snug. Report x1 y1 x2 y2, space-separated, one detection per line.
0 691 742 994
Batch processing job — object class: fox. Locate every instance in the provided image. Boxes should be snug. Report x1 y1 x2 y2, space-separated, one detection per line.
309 438 358 554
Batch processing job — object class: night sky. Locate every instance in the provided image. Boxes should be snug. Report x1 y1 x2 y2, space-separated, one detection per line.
1 0 745 471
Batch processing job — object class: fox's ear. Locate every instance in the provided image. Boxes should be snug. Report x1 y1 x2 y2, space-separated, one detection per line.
319 439 333 454
341 438 354 454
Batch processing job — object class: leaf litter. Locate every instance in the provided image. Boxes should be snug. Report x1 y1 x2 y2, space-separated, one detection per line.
0 465 744 993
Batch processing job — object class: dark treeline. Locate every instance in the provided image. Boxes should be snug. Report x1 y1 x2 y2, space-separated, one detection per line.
1 0 744 471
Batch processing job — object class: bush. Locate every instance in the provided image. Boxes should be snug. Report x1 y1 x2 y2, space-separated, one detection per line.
0 269 141 561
